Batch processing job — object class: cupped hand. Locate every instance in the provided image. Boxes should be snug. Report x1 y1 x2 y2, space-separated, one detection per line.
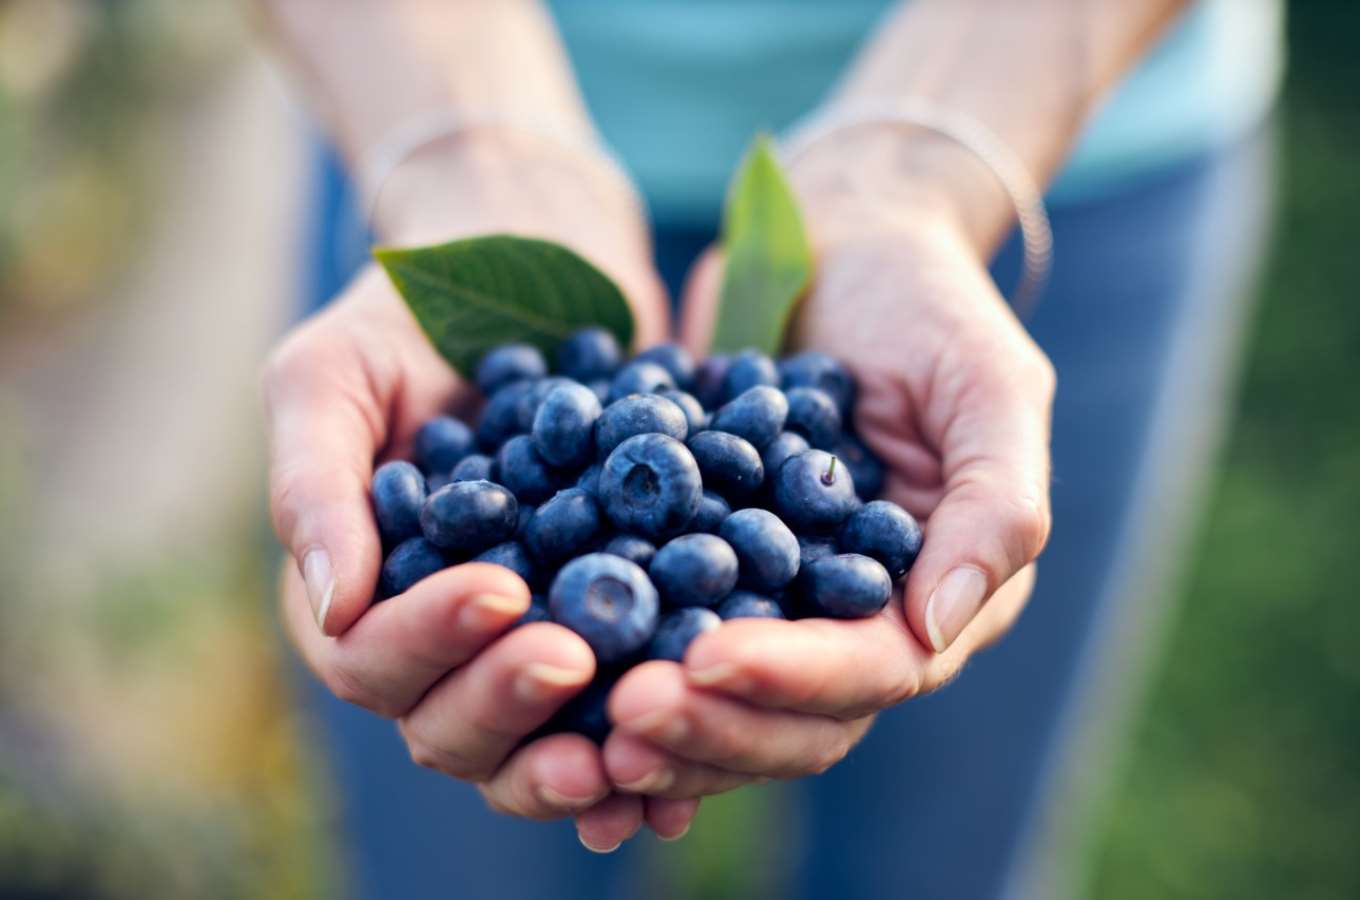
263 133 691 849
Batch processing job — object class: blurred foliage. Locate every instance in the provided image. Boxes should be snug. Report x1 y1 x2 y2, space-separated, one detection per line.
1081 3 1360 898
0 0 239 326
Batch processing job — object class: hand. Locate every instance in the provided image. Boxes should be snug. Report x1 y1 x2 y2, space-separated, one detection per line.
264 133 693 849
598 170 1053 794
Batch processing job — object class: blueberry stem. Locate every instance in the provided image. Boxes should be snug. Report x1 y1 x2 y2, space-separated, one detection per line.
821 456 838 486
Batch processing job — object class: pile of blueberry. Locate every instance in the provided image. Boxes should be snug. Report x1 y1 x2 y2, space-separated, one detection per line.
370 328 922 741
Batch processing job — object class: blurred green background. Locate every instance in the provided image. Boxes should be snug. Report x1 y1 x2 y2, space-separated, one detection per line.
0 1 1355 898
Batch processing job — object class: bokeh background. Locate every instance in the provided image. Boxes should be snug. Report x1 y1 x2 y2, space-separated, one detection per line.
1 1 1355 898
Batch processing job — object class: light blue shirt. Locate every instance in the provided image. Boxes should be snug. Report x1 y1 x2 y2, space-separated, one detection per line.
548 0 1284 225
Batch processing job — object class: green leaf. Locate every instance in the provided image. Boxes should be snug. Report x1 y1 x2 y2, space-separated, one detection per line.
374 234 634 377
711 134 814 355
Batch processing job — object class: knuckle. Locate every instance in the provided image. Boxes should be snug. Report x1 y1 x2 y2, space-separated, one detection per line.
1003 494 1051 562
402 725 488 781
325 661 379 713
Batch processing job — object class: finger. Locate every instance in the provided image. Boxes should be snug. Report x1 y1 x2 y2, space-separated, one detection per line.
645 797 700 842
603 732 755 799
903 348 1055 653
478 733 611 820
574 794 644 853
608 662 870 777
398 623 596 781
677 248 722 354
283 562 531 717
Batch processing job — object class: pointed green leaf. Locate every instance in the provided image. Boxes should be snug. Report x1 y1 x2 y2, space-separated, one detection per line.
374 235 634 377
711 134 814 354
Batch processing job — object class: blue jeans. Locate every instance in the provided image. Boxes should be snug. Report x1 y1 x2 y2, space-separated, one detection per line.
298 126 1272 900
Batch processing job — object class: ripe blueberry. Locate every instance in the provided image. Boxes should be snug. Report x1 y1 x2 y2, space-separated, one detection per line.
556 327 623 382
634 343 697 391
451 453 496 483
602 534 657 569
657 389 707 433
473 541 537 586
598 433 703 540
773 449 858 532
761 431 810 480
517 594 552 627
835 434 885 501
689 489 732 534
718 591 786 620
476 343 547 395
721 348 779 402
549 553 660 664
798 553 892 618
783 387 842 450
414 416 474 474
525 487 603 563
420 479 518 554
798 534 838 568
496 434 563 504
687 430 764 499
779 350 855 417
514 376 575 433
649 533 739 608
693 353 731 409
646 607 722 662
476 380 534 449
607 360 675 403
543 673 617 743
379 537 447 598
719 508 800 592
594 393 688 458
531 381 601 469
838 500 923 581
576 462 602 496
371 460 426 546
710 385 788 450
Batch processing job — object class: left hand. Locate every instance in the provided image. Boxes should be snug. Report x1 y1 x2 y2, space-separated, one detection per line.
599 172 1054 796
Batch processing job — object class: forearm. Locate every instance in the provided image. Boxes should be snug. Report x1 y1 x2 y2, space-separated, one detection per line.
794 0 1189 255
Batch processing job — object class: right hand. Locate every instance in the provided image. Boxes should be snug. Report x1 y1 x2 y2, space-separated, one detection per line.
263 133 692 851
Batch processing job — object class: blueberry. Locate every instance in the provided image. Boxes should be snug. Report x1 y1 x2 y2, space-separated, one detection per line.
531 381 601 469
495 435 563 504
598 434 703 541
835 434 885 501
420 479 518 554
413 416 475 474
693 353 732 409
710 385 788 450
718 591 786 620
761 431 810 480
476 343 547 395
607 360 675 404
587 378 612 405
576 463 602 496
649 533 739 608
689 489 731 534
798 534 838 568
719 508 800 593
773 449 858 532
602 534 657 569
798 553 892 618
379 537 447 597
524 487 602 563
783 387 842 450
451 453 496 483
473 541 536 586
476 380 534 449
543 673 617 743
515 504 535 539
555 327 623 382
371 460 426 546
594 394 689 458
721 348 779 402
779 350 855 417
517 594 552 627
426 471 453 492
657 389 707 433
646 607 722 662
549 553 660 664
634 343 696 391
514 376 575 433
839 500 923 581
687 430 764 500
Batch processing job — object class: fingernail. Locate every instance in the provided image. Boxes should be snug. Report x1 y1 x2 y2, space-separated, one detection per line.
460 593 527 631
659 823 691 843
539 785 600 811
622 709 688 744
579 833 621 854
617 767 675 794
515 663 591 704
301 548 335 633
686 662 741 689
924 566 989 653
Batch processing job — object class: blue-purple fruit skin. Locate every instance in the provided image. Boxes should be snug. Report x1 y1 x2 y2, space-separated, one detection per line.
602 534 657 569
531 381 601 469
721 348 780 402
646 607 722 662
718 591 786 620
576 463 602 496
474 541 537 586
608 360 676 404
420 479 518 554
598 433 703 541
371 460 426 546
687 430 764 500
414 416 475 474
710 385 789 450
720 507 801 593
495 434 563 505
525 487 603 563
477 380 534 449
544 673 617 743
379 537 447 598
773 449 859 532
514 376 575 434
476 343 547 395
635 343 697 391
549 553 660 664
517 594 552 627
761 431 810 481
451 453 497 483
779 350 855 418
689 489 732 534
649 533 739 608
556 327 623 382
693 353 731 409
836 434 885 501
798 534 838 568
839 500 924 581
658 389 707 433
798 553 893 619
595 393 688 458
783 387 843 450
